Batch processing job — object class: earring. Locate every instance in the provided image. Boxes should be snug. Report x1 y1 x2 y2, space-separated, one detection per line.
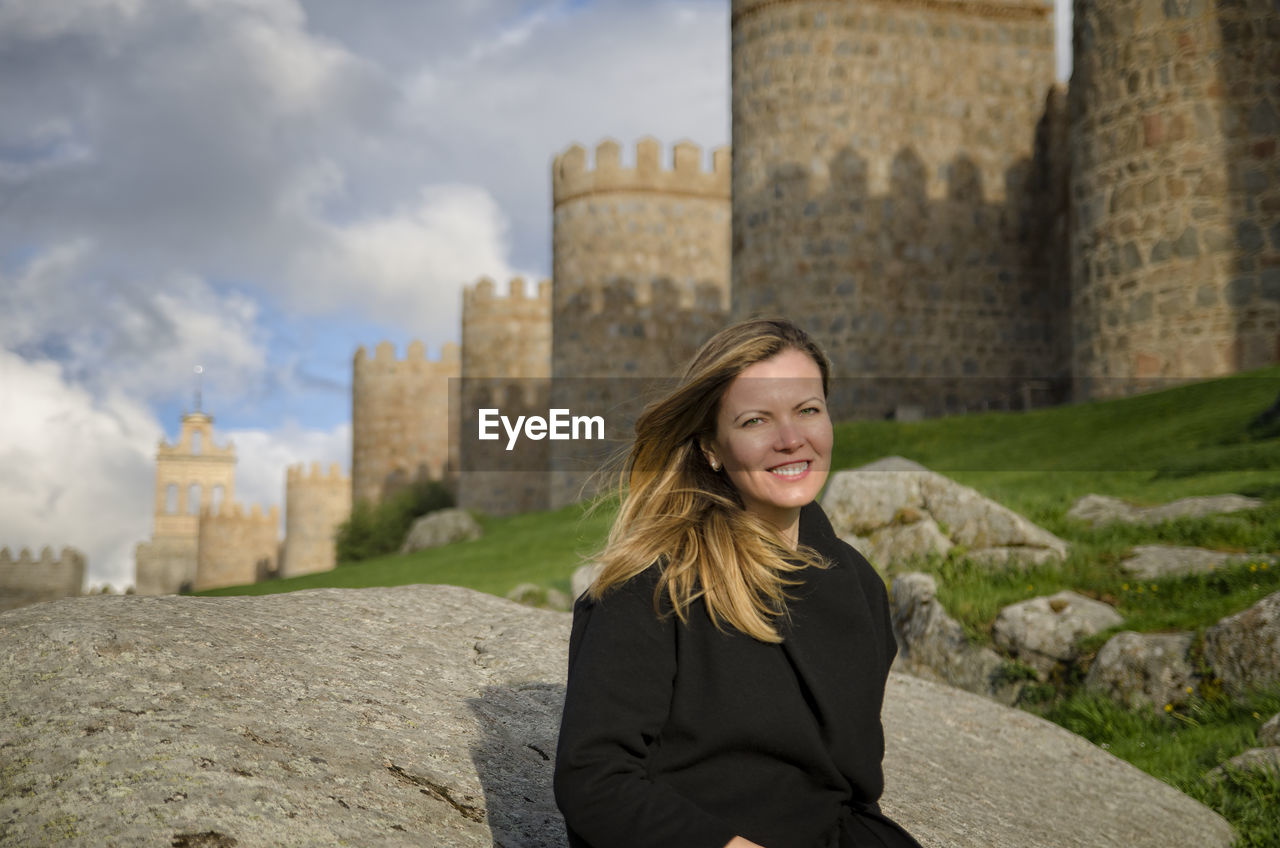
710 459 721 471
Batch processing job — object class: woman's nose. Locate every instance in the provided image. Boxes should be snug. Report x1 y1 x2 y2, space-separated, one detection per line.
775 421 803 450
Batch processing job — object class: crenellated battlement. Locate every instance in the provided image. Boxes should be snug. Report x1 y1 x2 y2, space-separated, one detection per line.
561 276 729 317
463 276 552 308
0 546 85 569
286 462 348 484
354 340 462 368
0 545 86 604
553 138 730 208
199 501 280 525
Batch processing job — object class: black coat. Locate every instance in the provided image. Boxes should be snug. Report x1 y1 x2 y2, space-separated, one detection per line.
554 501 921 848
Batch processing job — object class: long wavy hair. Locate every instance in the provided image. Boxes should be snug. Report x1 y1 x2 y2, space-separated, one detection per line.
589 318 832 643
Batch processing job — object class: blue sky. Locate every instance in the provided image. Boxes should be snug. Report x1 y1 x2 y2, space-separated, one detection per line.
0 0 1072 590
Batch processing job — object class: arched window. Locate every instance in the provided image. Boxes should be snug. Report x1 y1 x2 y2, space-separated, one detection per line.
165 483 178 514
191 431 203 455
188 483 202 515
211 484 225 513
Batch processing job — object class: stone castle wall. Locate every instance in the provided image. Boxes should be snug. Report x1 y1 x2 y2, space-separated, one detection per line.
1069 0 1280 397
0 546 85 611
194 503 280 592
730 0 1067 418
458 277 554 516
134 537 199 596
351 341 460 506
281 463 351 578
549 139 731 507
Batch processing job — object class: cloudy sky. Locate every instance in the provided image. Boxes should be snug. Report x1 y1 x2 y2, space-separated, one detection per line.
0 0 1072 591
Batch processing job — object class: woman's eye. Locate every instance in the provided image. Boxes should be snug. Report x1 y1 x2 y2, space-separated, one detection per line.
742 417 764 427
799 406 821 416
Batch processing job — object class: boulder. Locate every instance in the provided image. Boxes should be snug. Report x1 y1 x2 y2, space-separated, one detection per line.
0 588 1234 848
1121 545 1242 580
1261 713 1280 747
992 591 1124 678
1067 494 1262 528
1203 590 1280 694
822 459 1068 569
399 508 482 554
1083 631 1196 711
889 573 1019 704
1209 748 1280 779
505 583 572 612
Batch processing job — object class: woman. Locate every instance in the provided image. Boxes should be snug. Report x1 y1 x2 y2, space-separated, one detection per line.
554 318 922 848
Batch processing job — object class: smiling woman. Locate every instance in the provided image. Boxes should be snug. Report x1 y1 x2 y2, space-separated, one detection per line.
554 318 923 848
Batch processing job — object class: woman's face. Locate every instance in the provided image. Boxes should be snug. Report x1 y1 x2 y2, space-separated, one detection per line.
704 348 833 539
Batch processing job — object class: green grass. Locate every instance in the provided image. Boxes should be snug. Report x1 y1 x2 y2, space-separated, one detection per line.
195 365 1280 844
1040 689 1280 847
198 498 616 599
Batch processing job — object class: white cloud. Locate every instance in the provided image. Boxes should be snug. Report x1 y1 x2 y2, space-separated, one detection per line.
0 350 159 592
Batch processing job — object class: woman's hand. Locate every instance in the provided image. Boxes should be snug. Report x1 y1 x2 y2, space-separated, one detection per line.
725 838 767 848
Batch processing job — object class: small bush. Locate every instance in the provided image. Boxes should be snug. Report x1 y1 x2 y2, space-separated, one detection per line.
336 480 453 563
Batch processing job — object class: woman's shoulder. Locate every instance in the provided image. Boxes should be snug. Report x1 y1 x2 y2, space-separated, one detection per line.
799 501 879 579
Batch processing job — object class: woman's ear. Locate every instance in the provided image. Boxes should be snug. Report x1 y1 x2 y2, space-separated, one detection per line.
699 438 721 472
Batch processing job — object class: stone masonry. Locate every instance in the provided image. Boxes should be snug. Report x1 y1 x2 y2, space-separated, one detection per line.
548 139 731 507
1069 0 1280 395
194 502 281 592
458 277 553 517
281 462 352 578
0 546 85 611
352 341 460 506
731 0 1067 418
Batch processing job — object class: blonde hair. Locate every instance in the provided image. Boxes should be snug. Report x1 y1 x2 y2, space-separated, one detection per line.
589 318 832 643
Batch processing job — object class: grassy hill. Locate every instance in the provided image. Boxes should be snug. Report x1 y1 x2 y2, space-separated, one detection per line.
199 365 1280 844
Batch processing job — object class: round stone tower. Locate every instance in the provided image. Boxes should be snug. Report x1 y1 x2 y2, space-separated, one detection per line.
731 0 1063 418
1069 0 1280 397
281 462 351 578
548 138 731 506
351 340 460 506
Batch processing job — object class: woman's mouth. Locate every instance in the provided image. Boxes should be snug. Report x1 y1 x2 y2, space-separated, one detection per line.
768 461 810 479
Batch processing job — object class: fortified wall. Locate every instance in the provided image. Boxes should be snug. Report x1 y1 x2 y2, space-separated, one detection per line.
731 0 1068 418
352 341 459 506
1069 0 1280 396
194 503 280 592
281 463 351 578
458 277 553 516
0 547 85 611
549 139 732 506
135 412 236 595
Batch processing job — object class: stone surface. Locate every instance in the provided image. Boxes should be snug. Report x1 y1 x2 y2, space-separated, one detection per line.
1260 714 1280 748
399 508 483 554
993 591 1124 678
1067 494 1263 527
1203 590 1280 694
0 587 1235 848
888 573 1019 705
1210 748 1280 779
505 582 571 612
1121 545 1243 580
1084 631 1196 711
822 460 1068 570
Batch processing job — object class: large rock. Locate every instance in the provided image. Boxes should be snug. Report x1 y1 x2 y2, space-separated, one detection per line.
889 572 1019 704
1203 590 1280 694
1084 631 1196 711
823 458 1068 569
570 563 601 601
992 591 1124 678
0 588 1234 848
1067 494 1262 527
1121 545 1243 580
1261 713 1280 747
399 508 482 554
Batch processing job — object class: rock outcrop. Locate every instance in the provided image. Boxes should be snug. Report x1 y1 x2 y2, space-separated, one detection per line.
1066 494 1262 527
992 591 1123 679
0 587 1234 847
823 458 1068 569
1084 631 1197 711
1203 590 1280 694
1121 545 1245 580
889 572 1020 704
399 508 483 554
